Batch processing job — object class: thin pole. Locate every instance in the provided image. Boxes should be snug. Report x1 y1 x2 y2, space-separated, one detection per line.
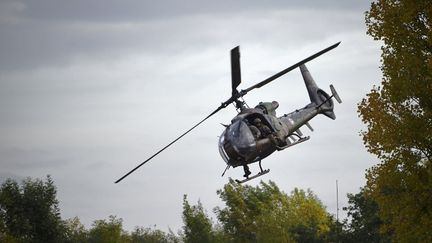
336 180 339 222
336 179 340 242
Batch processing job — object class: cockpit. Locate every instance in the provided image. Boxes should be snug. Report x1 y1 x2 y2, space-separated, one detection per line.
218 114 275 167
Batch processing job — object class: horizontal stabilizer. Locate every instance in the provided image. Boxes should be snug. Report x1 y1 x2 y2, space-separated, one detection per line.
330 84 342 104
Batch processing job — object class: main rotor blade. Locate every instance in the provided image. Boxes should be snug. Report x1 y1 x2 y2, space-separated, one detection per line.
114 105 225 184
242 42 340 94
231 46 241 96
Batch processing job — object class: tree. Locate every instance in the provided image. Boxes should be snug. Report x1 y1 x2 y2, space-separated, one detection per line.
215 180 332 243
64 216 88 243
88 215 129 243
182 195 218 243
0 176 65 242
360 0 432 241
130 226 179 243
342 188 390 243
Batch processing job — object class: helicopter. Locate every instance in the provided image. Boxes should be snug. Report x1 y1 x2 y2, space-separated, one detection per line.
115 42 341 184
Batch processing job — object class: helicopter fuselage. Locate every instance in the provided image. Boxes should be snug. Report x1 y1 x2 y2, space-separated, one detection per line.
218 64 339 169
218 99 330 168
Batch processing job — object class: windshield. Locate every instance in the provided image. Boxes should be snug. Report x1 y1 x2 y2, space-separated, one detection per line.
218 120 257 163
218 130 229 163
228 120 256 153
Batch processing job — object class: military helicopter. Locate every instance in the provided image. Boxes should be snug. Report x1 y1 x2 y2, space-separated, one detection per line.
115 42 341 184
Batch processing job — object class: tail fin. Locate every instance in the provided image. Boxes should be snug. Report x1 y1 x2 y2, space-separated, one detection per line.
300 64 336 120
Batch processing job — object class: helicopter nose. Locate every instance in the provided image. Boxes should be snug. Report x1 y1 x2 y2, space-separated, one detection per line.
218 120 258 165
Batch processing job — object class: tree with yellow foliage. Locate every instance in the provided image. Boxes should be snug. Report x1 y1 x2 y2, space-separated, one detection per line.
360 0 432 241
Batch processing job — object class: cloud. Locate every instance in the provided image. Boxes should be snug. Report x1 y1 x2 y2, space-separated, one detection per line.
0 1 380 231
7 1 367 22
0 1 368 71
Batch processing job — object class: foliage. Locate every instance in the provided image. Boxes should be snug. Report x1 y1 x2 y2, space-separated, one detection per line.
0 176 65 243
130 226 179 243
64 216 88 243
321 216 345 243
87 215 130 243
361 0 432 241
71 216 180 243
0 176 365 243
342 188 390 243
215 180 332 243
182 195 218 243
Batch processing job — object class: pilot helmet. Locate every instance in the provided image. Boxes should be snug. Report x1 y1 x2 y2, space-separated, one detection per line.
253 118 262 125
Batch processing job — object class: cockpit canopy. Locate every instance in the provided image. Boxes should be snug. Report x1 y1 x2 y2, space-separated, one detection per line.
218 113 275 166
218 119 257 164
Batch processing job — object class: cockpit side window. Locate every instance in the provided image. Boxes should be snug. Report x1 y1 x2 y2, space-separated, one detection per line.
218 130 230 163
218 119 263 164
245 114 275 133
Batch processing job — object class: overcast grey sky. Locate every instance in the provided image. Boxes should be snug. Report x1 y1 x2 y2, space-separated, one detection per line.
0 0 381 231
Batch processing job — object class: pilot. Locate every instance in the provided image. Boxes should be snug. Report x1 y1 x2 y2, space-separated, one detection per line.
249 123 261 139
253 118 283 146
253 118 272 137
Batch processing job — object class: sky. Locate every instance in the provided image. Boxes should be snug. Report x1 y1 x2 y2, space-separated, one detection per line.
0 0 382 232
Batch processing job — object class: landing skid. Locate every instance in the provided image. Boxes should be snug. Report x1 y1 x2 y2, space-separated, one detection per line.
276 136 310 151
235 169 270 184
235 160 270 184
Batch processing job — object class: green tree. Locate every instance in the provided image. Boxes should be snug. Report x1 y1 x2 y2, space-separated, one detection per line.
64 216 88 243
215 180 332 243
342 188 390 243
88 215 129 243
321 216 345 243
182 195 218 243
0 176 65 243
130 226 179 243
360 0 432 241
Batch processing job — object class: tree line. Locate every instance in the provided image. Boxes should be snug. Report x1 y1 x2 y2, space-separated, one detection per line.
0 176 386 243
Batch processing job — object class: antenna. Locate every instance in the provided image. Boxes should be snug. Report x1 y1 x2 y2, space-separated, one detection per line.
336 179 339 222
336 179 340 242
